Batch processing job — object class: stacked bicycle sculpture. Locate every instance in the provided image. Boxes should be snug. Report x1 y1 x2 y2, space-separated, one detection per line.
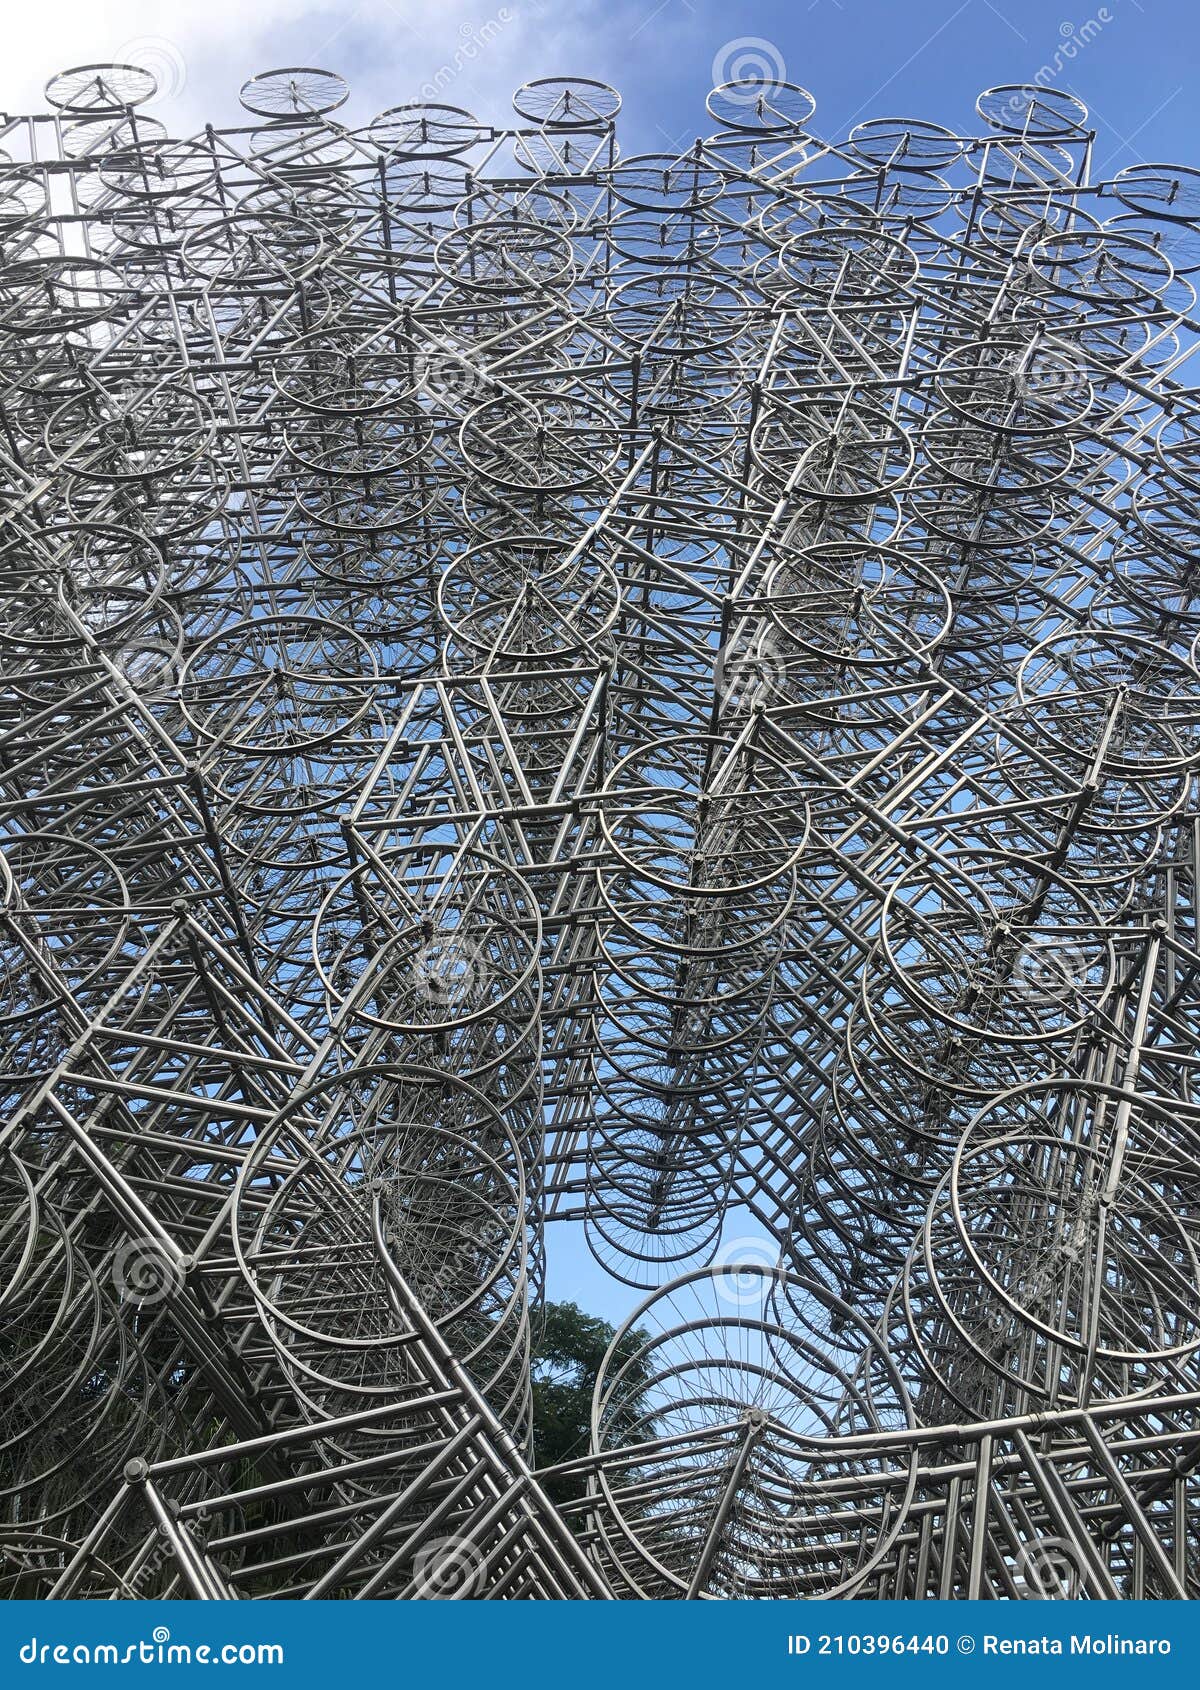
1 62 1200 1599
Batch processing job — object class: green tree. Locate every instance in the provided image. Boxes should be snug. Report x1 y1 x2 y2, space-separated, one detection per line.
531 1300 652 1508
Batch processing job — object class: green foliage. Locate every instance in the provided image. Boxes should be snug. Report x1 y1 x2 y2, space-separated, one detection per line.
531 1300 651 1509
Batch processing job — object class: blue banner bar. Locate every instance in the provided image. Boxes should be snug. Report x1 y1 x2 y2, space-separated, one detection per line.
1 1602 1194 1689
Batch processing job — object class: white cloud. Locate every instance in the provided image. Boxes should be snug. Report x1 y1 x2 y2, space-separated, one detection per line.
0 0 661 138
